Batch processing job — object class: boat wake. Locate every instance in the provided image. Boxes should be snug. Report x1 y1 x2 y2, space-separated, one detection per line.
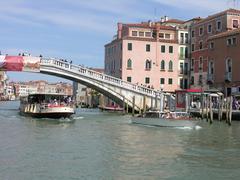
72 116 84 120
174 125 202 130
58 118 75 123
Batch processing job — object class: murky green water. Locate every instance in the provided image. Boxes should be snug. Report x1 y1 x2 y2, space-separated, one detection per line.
1 101 240 180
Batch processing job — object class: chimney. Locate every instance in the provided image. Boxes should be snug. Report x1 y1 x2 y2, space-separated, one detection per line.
164 16 169 22
117 23 123 39
148 20 152 27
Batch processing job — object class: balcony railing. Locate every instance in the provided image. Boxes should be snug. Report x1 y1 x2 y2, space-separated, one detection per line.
225 72 232 82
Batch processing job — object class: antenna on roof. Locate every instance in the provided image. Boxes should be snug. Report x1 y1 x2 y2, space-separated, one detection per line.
228 0 239 8
154 8 157 22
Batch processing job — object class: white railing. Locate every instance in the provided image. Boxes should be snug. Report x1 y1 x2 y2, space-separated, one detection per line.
40 58 161 97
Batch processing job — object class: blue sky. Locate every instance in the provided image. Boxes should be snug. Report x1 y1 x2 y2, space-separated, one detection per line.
0 0 237 82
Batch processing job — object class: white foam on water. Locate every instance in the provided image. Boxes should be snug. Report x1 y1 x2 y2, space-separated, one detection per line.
73 116 84 120
194 125 202 130
175 126 193 130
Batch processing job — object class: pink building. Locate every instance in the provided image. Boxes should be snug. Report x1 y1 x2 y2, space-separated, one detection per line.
105 21 181 92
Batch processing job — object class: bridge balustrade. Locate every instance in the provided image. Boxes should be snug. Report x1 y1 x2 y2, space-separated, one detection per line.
41 58 160 98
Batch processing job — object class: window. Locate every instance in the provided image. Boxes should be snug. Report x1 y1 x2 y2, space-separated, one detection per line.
227 38 232 46
139 31 144 37
199 57 203 70
145 77 150 84
145 60 151 70
169 46 173 53
132 31 138 36
160 78 165 84
180 62 184 74
184 63 188 75
180 47 184 59
127 77 132 82
217 21 222 31
210 42 214 49
152 30 157 38
191 30 195 38
161 60 165 70
226 59 232 73
191 76 194 85
199 27 203 35
185 33 189 43
168 60 173 71
232 37 237 45
127 59 132 69
146 44 151 52
185 47 188 58
191 44 195 51
199 75 203 85
191 59 194 70
165 34 170 39
128 43 132 50
168 78 173 84
227 37 237 46
145 32 151 37
180 33 184 44
199 41 203 49
161 45 165 53
180 78 184 89
159 33 164 38
233 20 239 28
208 24 212 33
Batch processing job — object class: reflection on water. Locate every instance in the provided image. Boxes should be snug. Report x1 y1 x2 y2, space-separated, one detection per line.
1 101 240 179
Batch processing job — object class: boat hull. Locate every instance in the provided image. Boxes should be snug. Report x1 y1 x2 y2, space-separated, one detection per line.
20 104 75 119
20 111 74 118
131 117 198 128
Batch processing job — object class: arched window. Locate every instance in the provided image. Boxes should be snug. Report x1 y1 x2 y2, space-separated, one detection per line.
145 59 151 70
168 60 173 71
127 59 132 69
161 60 165 70
226 58 232 73
208 60 214 74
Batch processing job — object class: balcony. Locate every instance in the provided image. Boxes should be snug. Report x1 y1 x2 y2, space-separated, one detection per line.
207 73 214 84
179 39 188 45
225 72 232 82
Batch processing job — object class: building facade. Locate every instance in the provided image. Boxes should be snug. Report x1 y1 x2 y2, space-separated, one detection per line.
11 81 73 98
208 28 240 95
105 20 182 92
190 9 240 90
0 72 7 100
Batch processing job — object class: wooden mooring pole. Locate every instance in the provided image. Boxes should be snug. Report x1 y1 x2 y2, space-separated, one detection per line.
206 95 209 122
143 96 146 114
122 96 126 115
209 96 213 124
132 96 135 117
228 96 233 126
201 94 205 119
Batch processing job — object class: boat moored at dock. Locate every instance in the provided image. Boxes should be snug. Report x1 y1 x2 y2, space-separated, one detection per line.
131 111 198 128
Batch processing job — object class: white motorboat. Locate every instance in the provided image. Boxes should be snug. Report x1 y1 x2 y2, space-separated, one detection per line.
131 111 198 128
20 93 75 118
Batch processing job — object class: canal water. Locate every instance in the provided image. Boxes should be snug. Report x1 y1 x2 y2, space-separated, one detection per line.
1 101 240 180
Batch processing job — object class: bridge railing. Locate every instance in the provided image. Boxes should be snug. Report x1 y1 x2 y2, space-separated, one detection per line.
40 58 161 97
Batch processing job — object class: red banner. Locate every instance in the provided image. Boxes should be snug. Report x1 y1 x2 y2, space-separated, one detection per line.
0 55 40 72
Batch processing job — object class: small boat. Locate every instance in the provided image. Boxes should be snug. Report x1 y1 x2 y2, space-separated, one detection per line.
98 105 124 112
19 93 75 118
131 111 198 128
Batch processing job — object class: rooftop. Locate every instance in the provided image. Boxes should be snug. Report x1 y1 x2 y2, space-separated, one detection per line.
208 28 240 40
